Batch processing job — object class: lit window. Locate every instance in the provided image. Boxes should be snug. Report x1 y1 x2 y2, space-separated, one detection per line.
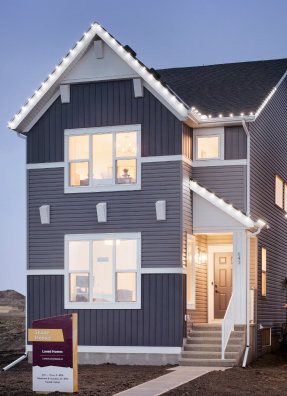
66 234 140 308
197 136 219 159
186 236 195 308
275 175 283 208
284 184 287 212
65 126 140 192
261 247 266 296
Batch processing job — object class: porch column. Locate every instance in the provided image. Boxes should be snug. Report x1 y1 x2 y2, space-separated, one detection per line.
233 230 247 324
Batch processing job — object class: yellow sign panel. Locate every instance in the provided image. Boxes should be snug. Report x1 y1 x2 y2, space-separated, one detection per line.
28 328 64 342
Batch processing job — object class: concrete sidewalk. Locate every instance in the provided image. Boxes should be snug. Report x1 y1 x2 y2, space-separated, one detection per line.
115 365 227 396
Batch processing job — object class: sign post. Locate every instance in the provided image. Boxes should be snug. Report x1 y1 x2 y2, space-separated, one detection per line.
28 313 78 393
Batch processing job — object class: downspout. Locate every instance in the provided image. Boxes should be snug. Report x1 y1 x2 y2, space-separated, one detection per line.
242 120 250 216
242 227 261 367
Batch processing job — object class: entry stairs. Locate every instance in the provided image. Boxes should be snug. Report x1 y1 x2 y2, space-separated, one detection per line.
180 323 245 367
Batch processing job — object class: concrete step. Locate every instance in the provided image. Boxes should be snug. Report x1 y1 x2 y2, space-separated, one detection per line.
186 337 242 345
179 358 236 367
181 351 238 360
191 331 222 338
192 324 222 332
184 344 240 353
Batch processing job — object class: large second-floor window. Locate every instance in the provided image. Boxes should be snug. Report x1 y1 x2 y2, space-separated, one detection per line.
65 125 141 193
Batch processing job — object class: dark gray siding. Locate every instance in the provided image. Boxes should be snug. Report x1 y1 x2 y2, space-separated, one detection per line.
249 76 287 354
182 124 192 160
27 274 183 347
27 80 183 163
192 165 247 212
224 126 247 160
27 161 181 270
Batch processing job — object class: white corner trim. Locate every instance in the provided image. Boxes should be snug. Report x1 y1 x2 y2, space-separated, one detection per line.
192 159 247 167
27 162 65 169
23 90 61 133
27 269 65 275
25 344 181 354
141 267 183 274
60 84 70 103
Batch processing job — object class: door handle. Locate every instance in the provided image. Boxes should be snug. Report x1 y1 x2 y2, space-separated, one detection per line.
214 284 218 288
215 290 219 293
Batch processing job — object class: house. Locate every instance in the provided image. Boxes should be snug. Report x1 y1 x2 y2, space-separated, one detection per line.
8 23 287 366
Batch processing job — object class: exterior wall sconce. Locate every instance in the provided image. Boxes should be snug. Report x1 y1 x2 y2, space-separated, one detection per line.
96 202 107 223
155 200 166 221
195 248 207 265
39 205 50 224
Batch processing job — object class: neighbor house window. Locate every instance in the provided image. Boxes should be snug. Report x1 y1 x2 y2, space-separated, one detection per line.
65 125 141 192
275 175 283 208
65 233 141 309
284 183 287 212
261 247 267 296
186 235 195 308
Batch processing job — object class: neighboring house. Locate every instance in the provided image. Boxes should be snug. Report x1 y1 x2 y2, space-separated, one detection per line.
8 23 287 366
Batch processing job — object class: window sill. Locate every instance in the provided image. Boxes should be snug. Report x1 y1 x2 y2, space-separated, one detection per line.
64 184 141 194
64 301 141 310
192 159 247 167
187 304 195 310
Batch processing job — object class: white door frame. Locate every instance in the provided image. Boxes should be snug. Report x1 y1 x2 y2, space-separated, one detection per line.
207 244 233 323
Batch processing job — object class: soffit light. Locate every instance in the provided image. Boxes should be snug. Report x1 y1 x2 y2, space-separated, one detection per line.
190 180 266 229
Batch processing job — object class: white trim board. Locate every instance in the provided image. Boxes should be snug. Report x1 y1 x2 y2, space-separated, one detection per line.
207 244 233 323
27 162 65 169
192 159 247 167
27 267 184 276
26 345 181 354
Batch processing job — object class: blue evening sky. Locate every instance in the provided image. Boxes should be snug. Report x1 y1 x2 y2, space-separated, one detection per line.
1 0 287 295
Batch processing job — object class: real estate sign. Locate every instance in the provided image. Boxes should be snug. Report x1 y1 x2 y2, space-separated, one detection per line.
28 313 78 393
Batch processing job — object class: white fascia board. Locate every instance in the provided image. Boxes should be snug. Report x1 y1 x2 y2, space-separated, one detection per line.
190 180 266 229
8 23 193 132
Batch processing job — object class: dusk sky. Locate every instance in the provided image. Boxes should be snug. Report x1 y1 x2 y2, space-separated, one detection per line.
1 0 287 295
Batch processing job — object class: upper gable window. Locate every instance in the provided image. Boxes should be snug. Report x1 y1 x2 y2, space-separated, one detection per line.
65 125 141 193
193 127 224 162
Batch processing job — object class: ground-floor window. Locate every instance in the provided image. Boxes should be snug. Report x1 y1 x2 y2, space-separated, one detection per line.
65 233 141 309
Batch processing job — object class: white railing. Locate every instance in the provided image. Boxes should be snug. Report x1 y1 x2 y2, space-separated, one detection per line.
221 293 235 359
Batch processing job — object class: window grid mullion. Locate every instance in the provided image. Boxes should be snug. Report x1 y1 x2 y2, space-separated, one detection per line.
89 240 93 303
113 240 116 303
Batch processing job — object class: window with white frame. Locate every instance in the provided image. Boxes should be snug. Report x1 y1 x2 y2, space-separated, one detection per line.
193 127 224 161
65 233 141 309
275 175 283 208
65 125 141 192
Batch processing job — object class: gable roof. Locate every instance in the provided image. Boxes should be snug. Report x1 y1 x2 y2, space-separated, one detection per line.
8 23 190 133
190 180 266 229
157 58 287 118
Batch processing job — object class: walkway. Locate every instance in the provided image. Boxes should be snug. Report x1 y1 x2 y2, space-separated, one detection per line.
115 365 227 396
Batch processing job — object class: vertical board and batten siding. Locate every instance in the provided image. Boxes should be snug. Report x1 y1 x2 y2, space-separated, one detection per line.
192 166 247 212
27 162 181 269
224 126 247 160
249 76 287 354
27 274 183 346
26 80 182 163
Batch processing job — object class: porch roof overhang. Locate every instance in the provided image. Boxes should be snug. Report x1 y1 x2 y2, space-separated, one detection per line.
190 180 266 230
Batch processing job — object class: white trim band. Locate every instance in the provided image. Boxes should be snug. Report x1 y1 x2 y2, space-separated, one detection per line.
27 268 184 276
27 162 65 169
27 269 65 276
26 345 181 354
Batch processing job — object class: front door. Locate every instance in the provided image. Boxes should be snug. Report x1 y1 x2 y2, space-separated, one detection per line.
214 252 233 319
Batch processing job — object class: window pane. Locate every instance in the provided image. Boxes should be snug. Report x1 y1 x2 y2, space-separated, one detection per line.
116 159 136 184
69 135 89 160
70 162 89 186
197 136 219 159
116 273 136 302
92 241 113 302
262 272 266 296
285 184 287 212
69 241 89 271
275 175 283 208
116 239 137 270
116 132 137 157
69 273 89 302
92 134 113 185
